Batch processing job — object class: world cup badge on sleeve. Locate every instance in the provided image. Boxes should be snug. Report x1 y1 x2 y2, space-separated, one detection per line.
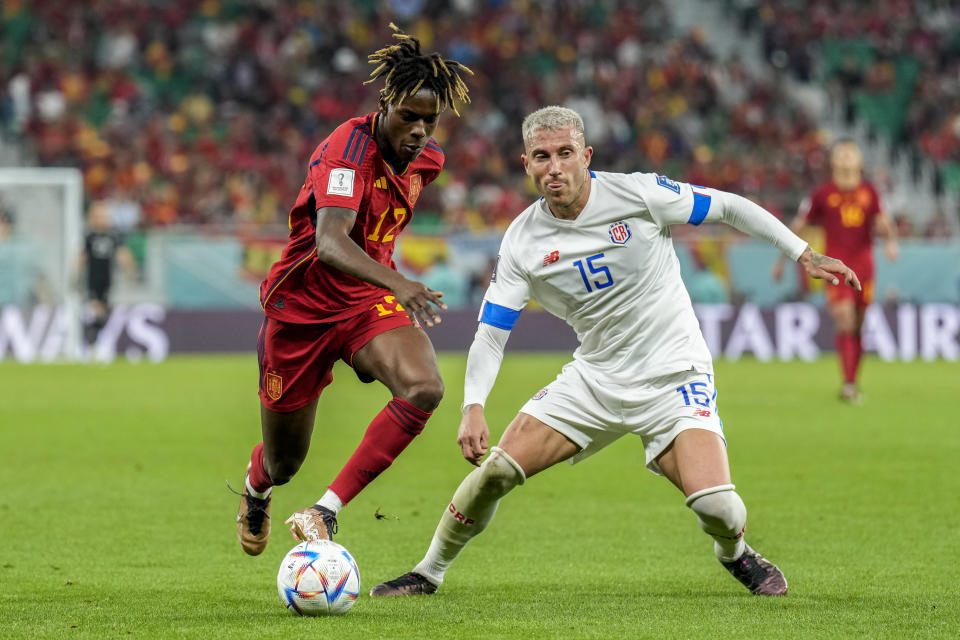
266 372 283 401
655 174 681 194
608 221 631 245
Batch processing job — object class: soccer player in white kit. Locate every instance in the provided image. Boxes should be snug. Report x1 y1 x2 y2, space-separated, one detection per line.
371 107 860 597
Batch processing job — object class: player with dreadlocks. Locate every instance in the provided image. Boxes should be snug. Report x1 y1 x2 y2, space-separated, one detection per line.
234 25 473 555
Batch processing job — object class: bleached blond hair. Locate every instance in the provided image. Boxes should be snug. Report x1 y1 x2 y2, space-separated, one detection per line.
521 106 585 147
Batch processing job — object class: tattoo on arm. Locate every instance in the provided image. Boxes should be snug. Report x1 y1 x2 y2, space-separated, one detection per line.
809 251 840 269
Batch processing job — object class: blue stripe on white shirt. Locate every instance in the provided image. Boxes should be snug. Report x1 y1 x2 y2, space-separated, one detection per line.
480 301 521 330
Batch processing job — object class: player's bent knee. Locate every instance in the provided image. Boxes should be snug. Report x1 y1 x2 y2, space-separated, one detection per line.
477 446 526 497
686 484 746 540
401 377 444 412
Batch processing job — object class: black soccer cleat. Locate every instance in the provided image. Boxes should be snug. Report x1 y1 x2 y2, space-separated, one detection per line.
721 544 788 596
369 572 439 597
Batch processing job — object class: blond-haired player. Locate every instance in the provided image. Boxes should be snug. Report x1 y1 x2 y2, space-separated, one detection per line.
372 107 859 597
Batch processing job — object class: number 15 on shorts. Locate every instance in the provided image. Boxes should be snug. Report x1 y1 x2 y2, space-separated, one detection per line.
676 381 712 408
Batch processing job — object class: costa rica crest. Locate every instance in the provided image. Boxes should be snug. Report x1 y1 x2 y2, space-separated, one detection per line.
408 173 422 206
608 220 631 245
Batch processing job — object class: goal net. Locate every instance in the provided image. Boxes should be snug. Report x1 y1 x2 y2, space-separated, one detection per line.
0 168 84 362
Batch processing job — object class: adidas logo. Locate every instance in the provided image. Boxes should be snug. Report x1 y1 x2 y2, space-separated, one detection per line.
273 297 285 309
360 469 381 482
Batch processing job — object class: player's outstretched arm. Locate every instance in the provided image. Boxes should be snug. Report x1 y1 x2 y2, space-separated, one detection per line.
315 206 447 327
771 215 810 281
694 189 851 289
797 246 861 290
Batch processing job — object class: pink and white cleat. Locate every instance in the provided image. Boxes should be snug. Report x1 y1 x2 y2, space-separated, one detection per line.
721 544 788 596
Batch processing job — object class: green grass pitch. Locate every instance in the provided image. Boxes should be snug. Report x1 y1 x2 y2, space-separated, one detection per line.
1 354 957 639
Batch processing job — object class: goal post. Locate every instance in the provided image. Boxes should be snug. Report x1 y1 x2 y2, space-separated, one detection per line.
0 168 84 361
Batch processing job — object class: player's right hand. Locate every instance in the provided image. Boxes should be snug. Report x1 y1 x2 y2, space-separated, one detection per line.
798 247 861 290
391 278 447 328
457 405 489 466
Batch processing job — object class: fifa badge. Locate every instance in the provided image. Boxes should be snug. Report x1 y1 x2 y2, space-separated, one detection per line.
655 174 681 194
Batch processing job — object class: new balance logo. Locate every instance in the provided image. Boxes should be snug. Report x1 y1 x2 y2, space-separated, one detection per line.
693 409 711 418
543 250 559 266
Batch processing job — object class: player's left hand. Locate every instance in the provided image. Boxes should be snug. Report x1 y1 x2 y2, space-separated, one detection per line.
389 276 447 328
797 247 861 290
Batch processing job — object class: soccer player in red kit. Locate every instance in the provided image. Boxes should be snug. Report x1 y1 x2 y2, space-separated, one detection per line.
774 139 898 402
233 26 473 555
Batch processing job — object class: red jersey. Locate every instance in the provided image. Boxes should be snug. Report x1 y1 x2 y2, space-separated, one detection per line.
260 112 443 323
800 179 881 277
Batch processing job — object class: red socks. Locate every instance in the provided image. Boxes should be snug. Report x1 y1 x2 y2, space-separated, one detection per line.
852 335 863 375
329 398 431 505
835 332 860 384
248 442 273 493
246 398 431 502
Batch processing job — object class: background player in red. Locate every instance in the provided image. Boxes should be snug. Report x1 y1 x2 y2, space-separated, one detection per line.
233 25 473 555
773 139 898 402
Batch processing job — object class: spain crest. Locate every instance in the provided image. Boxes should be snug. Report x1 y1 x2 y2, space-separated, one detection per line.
265 372 283 401
408 173 422 206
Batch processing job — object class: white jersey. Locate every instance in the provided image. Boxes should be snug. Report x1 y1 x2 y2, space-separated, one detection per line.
479 171 803 384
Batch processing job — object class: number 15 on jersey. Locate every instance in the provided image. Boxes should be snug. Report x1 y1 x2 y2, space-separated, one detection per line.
573 253 614 293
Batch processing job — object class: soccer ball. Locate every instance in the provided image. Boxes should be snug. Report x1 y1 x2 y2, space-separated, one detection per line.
277 540 361 616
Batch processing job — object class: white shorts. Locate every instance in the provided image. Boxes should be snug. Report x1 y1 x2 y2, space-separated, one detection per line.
519 360 725 475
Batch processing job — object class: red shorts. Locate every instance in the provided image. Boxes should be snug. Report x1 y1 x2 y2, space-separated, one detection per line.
257 295 413 412
825 278 874 308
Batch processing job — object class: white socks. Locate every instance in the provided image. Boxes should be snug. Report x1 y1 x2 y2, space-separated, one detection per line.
686 484 747 562
414 447 525 585
245 475 271 500
316 489 344 514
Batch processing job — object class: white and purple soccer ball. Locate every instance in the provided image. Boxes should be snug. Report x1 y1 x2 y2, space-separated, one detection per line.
277 540 360 616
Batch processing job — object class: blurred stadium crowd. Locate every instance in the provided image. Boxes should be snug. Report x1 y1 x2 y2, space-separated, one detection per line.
3 0 958 235
1 0 959 311
747 0 960 231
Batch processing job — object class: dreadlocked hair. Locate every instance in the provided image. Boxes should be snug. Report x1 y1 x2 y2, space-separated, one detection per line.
364 23 473 116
